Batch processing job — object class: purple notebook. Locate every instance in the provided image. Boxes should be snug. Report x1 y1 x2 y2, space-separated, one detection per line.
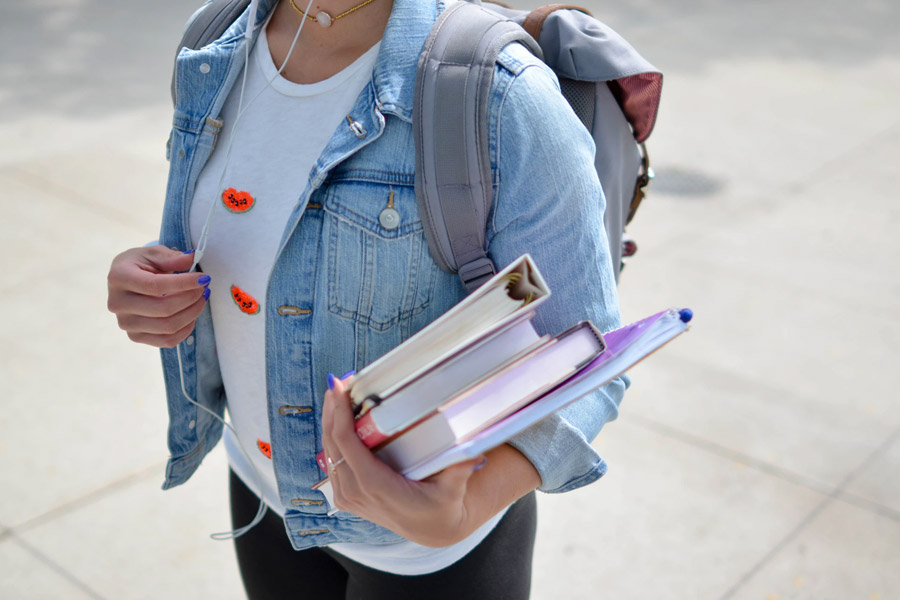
401 307 692 480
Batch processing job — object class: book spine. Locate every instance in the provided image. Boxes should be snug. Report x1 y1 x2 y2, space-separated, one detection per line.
354 412 391 447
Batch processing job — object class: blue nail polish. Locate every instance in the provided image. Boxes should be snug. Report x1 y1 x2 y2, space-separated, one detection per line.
183 248 196 254
678 308 693 323
340 370 355 379
197 274 211 285
203 287 211 301
327 373 335 390
472 457 488 472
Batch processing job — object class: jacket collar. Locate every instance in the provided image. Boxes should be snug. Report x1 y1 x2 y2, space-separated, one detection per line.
246 0 440 123
371 0 442 122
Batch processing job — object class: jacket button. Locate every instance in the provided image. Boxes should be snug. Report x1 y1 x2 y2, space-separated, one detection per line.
379 207 400 230
199 63 211 74
291 498 324 506
346 116 366 138
277 305 311 316
279 405 313 416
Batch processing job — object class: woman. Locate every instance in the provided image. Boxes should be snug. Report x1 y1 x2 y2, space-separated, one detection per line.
106 0 626 597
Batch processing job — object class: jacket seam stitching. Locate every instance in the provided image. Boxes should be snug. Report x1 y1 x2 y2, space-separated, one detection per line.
490 63 541 241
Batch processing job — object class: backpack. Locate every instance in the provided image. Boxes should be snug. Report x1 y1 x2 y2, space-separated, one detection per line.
173 0 662 291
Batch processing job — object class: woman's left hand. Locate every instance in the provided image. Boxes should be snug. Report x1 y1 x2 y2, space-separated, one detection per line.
321 374 489 548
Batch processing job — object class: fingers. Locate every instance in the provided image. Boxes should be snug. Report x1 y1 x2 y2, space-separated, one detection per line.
327 452 365 515
327 377 394 483
113 266 210 297
108 246 209 298
126 319 199 349
116 289 208 335
142 245 198 273
321 376 336 454
321 375 342 482
109 286 206 319
320 376 482 536
107 246 211 349
321 373 358 466
322 376 353 511
323 375 400 514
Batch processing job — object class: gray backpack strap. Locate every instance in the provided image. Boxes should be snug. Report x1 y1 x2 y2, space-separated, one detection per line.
171 0 250 105
414 2 542 293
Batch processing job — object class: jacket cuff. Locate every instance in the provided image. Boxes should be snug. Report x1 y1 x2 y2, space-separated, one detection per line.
506 412 607 493
506 376 628 493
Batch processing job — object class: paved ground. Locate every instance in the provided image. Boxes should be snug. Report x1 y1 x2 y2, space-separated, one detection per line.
1 0 898 598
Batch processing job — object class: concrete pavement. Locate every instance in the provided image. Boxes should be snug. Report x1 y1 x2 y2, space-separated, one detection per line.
1 0 898 598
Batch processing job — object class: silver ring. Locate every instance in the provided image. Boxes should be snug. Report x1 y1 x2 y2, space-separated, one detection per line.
326 456 345 474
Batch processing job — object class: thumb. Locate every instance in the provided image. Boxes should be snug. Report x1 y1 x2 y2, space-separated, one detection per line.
146 245 198 273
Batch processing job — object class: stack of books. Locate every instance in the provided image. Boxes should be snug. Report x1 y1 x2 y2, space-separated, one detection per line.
314 254 691 493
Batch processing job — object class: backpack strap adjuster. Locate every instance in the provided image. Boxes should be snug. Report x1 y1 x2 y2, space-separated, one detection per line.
458 257 497 293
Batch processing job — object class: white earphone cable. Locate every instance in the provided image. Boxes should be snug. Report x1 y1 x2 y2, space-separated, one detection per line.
180 0 318 540
192 0 314 272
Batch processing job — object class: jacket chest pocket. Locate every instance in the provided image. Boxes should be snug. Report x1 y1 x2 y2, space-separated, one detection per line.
322 179 438 332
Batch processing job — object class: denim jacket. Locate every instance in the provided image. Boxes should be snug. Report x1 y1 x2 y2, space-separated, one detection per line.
160 0 628 550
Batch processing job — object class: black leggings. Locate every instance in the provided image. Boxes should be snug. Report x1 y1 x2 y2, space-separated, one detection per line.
229 470 537 600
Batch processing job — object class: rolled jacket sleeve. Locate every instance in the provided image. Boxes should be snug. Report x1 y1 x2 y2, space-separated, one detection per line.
487 46 629 493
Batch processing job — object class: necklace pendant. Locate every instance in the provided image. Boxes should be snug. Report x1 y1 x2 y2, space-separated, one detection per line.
315 11 333 27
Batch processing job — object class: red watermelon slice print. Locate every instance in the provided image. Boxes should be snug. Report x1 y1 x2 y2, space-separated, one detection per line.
231 285 260 315
222 188 255 213
257 439 272 459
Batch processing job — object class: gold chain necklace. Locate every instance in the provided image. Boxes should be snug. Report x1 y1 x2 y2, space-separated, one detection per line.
289 0 377 28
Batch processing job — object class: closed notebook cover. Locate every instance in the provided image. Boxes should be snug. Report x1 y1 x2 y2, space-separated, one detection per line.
374 321 606 472
312 308 690 496
348 254 550 409
400 308 691 480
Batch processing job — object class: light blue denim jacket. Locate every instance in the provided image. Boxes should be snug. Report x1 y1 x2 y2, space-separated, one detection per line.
160 0 628 550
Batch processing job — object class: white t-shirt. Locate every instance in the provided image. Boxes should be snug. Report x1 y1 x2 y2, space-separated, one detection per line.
190 25 505 575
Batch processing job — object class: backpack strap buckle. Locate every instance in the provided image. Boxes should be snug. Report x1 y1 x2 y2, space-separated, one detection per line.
458 257 497 293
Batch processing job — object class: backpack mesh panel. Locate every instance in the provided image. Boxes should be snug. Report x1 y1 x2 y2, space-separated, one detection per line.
559 77 595 131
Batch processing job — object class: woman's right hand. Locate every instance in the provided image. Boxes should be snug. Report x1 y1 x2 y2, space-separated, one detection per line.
107 245 211 348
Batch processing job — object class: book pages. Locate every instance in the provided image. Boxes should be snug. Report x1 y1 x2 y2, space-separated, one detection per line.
348 254 549 407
